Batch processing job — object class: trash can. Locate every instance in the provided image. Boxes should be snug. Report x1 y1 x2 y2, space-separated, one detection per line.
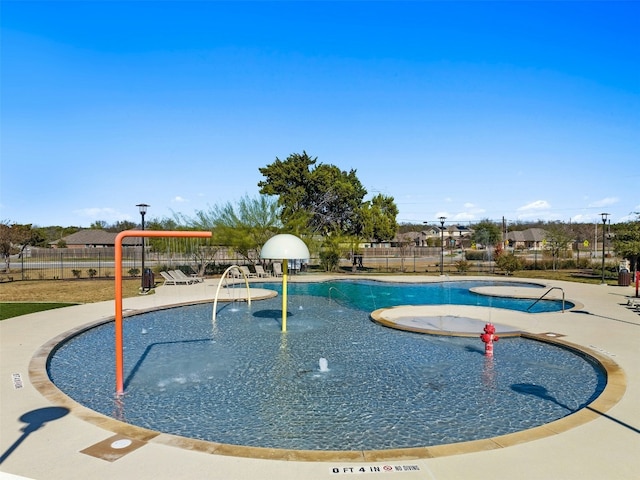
618 270 631 286
142 268 155 290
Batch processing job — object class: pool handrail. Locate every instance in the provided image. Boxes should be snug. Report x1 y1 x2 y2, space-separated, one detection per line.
527 286 565 313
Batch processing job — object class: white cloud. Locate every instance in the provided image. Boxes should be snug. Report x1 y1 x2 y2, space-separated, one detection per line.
571 214 591 223
517 211 556 221
588 197 619 208
517 200 551 212
617 213 637 222
515 200 554 221
452 212 478 221
172 196 189 203
452 203 486 222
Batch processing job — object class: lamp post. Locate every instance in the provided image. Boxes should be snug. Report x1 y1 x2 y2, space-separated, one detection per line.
136 203 149 289
439 216 446 275
600 212 609 285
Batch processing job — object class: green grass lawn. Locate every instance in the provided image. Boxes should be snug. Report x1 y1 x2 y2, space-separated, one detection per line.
0 302 78 320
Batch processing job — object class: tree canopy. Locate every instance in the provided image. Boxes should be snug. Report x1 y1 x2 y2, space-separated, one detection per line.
543 223 574 270
361 194 399 243
613 221 640 270
258 151 397 240
0 222 43 270
258 152 365 235
471 219 502 248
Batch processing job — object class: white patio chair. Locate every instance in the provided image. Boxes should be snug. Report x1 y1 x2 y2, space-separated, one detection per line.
254 265 271 277
272 262 283 277
168 270 196 284
239 266 257 278
171 269 203 283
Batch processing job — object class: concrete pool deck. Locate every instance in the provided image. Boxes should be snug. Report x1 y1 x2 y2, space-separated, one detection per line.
1 275 639 479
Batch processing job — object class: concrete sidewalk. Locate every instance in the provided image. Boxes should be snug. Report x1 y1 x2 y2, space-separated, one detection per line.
1 276 639 479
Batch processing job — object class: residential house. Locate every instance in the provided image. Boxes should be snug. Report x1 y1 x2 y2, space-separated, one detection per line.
505 228 548 251
51 230 140 248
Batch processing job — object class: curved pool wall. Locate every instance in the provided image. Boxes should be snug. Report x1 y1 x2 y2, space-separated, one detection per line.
46 280 604 455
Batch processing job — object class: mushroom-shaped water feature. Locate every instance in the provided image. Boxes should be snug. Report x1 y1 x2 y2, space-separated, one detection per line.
260 234 310 332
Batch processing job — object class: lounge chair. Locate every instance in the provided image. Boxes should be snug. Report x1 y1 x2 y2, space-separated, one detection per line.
239 266 257 278
227 267 242 279
169 270 198 284
161 271 192 285
171 269 203 283
254 265 271 278
174 271 197 284
272 262 283 277
161 270 194 285
160 271 177 286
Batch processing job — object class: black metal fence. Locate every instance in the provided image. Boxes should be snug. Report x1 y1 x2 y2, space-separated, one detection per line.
6 246 482 280
9 247 267 281
12 248 141 281
2 246 617 281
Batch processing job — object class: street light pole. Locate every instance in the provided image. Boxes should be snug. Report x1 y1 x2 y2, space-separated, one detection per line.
600 212 609 285
136 203 150 289
439 216 446 276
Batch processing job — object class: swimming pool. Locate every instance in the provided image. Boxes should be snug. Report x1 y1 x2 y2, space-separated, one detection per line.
251 279 572 313
47 280 600 453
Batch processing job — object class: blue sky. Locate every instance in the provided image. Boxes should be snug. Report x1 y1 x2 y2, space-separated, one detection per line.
2 1 639 228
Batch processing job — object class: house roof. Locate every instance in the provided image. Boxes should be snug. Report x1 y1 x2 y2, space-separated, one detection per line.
393 231 422 243
53 230 140 247
506 228 548 242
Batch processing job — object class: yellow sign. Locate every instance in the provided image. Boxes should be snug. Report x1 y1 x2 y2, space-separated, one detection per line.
583 240 589 247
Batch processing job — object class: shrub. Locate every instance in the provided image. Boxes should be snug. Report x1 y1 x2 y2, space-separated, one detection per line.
455 260 470 273
87 268 97 278
128 268 140 277
71 269 82 279
319 250 341 272
523 258 554 271
495 253 523 275
559 259 577 269
464 250 486 261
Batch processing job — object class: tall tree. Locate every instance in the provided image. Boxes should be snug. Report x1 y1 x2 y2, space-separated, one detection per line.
613 221 640 273
90 220 108 229
361 194 399 243
258 152 368 236
471 219 502 266
471 220 502 249
0 222 39 270
544 223 574 270
113 220 137 232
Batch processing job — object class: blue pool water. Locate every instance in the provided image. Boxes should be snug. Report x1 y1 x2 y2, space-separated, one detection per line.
251 279 572 313
48 280 600 452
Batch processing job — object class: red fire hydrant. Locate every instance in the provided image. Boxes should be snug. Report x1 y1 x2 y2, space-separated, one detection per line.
480 323 500 357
